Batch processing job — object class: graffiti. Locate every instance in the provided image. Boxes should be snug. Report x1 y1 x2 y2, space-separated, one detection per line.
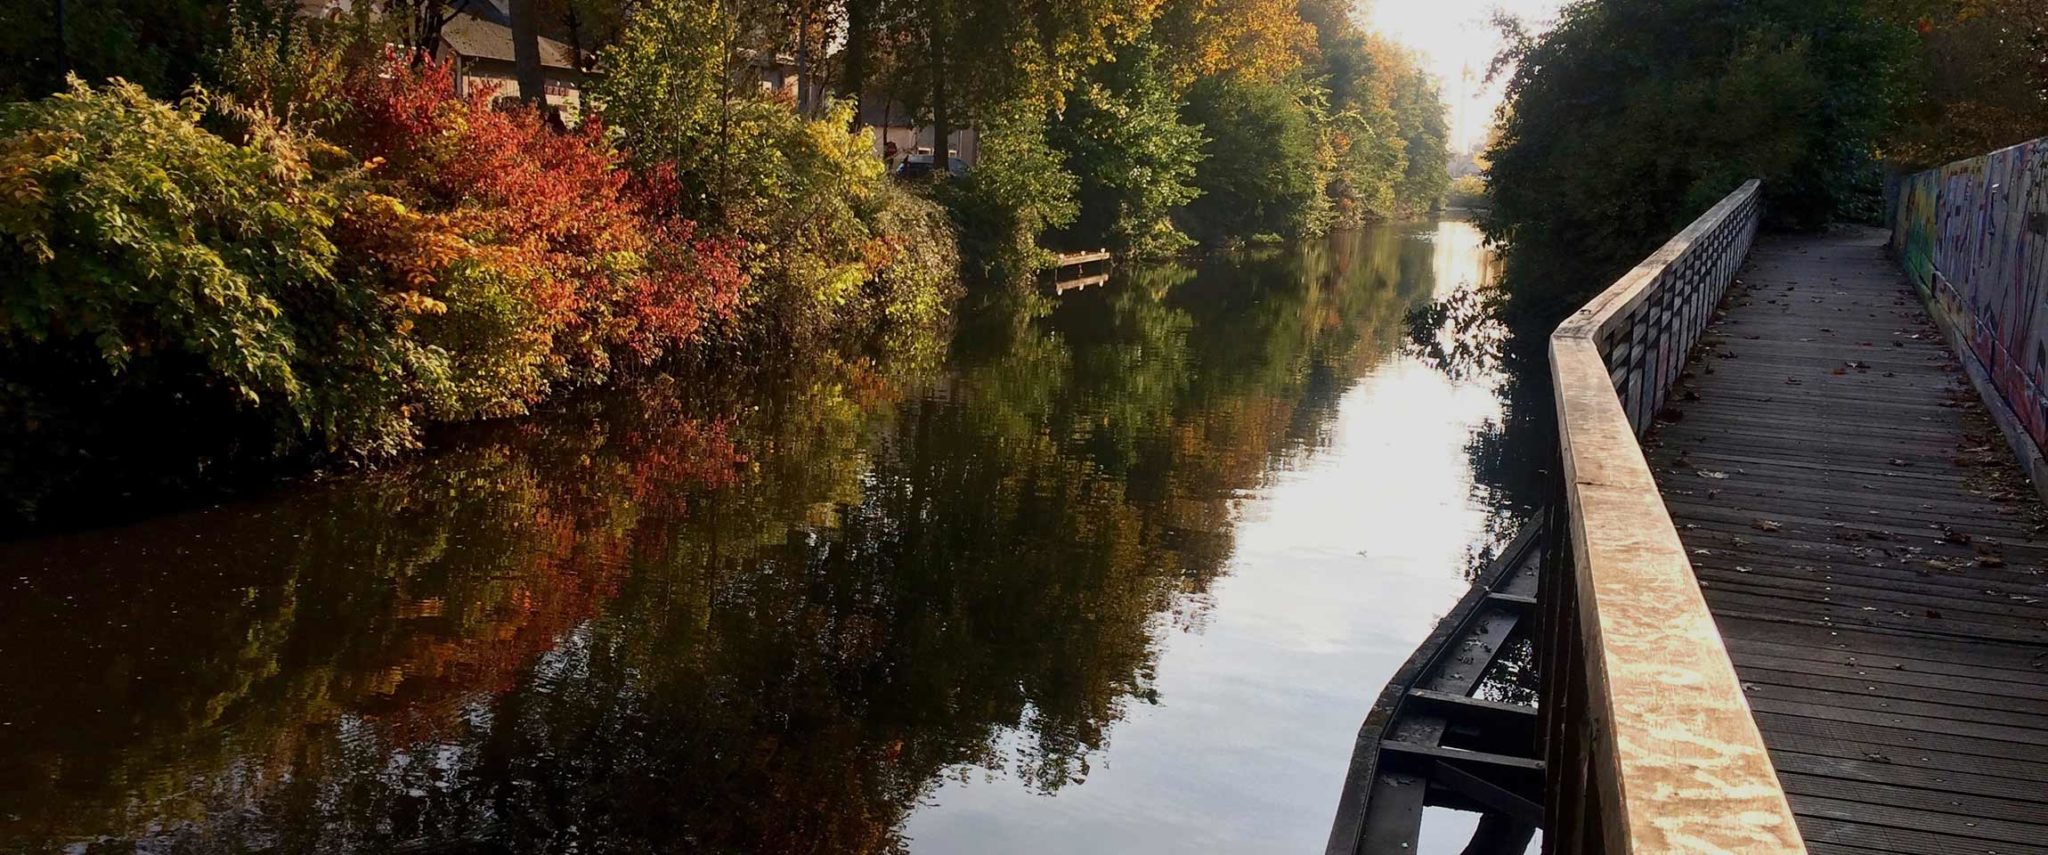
1891 137 2048 451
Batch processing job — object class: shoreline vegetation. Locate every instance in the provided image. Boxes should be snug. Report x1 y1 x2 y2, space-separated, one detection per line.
0 0 1452 528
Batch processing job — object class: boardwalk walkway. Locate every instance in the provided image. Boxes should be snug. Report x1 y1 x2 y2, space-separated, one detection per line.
1645 227 2048 854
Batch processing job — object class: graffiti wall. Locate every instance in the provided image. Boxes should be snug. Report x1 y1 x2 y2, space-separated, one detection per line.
1892 138 2048 453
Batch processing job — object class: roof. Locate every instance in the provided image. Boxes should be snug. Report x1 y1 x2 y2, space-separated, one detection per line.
439 10 579 70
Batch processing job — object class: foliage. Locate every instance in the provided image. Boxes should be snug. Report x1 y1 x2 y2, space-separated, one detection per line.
1484 0 1909 283
1392 69 1451 215
588 0 728 205
1148 0 1314 89
1876 0 2048 167
1051 46 1207 258
1446 175 1489 210
0 81 432 460
940 104 1079 284
338 55 746 415
1177 75 1329 243
597 3 962 344
0 0 245 101
865 183 964 337
1298 1 1448 224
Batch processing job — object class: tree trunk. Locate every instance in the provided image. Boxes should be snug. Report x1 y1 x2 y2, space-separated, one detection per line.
564 8 588 114
927 0 949 181
510 0 546 107
841 0 870 120
403 0 454 62
794 3 811 116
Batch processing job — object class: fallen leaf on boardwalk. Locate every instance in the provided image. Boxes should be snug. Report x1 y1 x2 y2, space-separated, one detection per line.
1752 519 1783 532
1786 377 1804 385
1979 556 2008 568
1698 470 1730 479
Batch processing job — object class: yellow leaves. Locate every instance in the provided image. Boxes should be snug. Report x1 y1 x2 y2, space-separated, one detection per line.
386 291 450 318
1154 0 1315 88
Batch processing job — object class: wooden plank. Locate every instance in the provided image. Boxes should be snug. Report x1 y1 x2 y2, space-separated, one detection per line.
1786 791 2048 848
1789 813 2048 855
1770 750 2048 803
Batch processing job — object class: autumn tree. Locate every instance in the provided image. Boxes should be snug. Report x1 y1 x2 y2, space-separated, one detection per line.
1149 0 1313 90
1876 0 2048 166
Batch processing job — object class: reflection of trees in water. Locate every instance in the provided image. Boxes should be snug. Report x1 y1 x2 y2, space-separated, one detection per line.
0 226 1447 853
1406 232 1630 553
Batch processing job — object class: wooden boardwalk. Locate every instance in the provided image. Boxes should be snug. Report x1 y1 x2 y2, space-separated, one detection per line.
1645 227 2048 855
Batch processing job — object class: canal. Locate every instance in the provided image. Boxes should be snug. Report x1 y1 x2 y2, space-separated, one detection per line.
0 221 1525 853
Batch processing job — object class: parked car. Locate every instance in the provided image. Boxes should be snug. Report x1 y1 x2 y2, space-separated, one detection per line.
893 152 967 180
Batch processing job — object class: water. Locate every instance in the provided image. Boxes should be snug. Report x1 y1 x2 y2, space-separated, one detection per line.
0 221 1518 854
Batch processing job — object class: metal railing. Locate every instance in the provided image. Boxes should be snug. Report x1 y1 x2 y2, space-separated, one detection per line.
1539 180 1807 853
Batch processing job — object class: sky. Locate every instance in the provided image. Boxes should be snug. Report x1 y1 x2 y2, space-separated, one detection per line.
1367 0 1564 152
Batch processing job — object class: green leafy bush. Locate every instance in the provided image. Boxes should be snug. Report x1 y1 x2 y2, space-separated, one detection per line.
1052 46 1206 259
0 80 432 457
1179 76 1329 244
940 105 1079 285
597 1 961 345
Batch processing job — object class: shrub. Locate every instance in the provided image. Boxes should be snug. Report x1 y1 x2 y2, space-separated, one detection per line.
940 104 1079 286
865 184 964 337
1052 46 1206 259
0 80 433 456
1178 76 1329 243
337 55 744 416
597 4 961 345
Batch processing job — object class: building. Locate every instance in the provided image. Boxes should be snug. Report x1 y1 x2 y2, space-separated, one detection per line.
856 92 978 170
435 4 588 113
297 0 591 113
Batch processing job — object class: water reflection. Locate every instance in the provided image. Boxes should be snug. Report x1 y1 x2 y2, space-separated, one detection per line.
0 222 1513 853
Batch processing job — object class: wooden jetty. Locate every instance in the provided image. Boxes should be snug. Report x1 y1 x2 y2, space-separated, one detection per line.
1050 249 1112 294
1331 179 2048 854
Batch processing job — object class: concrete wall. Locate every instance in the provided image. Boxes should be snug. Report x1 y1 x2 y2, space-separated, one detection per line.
1892 137 2048 477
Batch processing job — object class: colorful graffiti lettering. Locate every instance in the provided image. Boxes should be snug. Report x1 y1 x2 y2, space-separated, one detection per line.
1891 138 2048 451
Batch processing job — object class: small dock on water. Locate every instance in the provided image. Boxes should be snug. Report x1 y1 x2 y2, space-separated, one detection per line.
1049 250 1112 294
1331 165 2048 855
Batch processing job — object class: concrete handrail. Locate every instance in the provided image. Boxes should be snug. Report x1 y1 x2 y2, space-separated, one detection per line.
1545 180 1806 853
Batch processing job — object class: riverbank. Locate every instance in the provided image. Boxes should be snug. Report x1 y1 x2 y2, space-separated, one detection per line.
0 221 1531 853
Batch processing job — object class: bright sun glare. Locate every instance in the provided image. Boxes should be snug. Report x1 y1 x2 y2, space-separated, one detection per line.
1367 0 1563 152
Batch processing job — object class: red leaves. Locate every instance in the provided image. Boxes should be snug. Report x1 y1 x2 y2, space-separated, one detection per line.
337 54 747 398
